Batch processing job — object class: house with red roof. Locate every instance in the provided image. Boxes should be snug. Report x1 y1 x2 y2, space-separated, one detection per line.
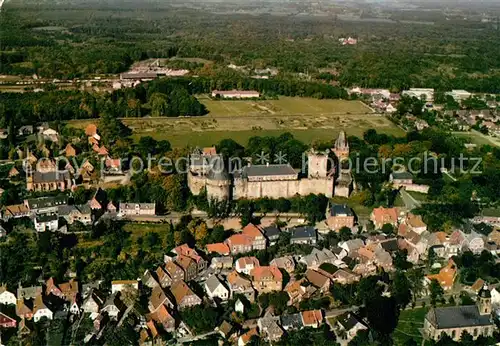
250 266 283 293
370 207 400 229
0 312 16 328
206 242 230 256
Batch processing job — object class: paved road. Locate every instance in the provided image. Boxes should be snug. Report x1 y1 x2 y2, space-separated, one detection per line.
400 189 422 210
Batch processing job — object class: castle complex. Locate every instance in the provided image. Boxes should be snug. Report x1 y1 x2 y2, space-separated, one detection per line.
188 132 353 201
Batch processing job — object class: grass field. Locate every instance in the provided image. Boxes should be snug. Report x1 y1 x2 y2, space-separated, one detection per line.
68 97 403 148
198 96 373 117
393 307 429 345
454 130 500 147
123 223 171 242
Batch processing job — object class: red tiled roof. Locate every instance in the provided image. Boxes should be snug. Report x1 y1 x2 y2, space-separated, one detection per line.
206 243 230 255
236 256 260 269
226 234 253 246
251 266 282 282
242 223 263 238
372 207 399 225
301 310 323 326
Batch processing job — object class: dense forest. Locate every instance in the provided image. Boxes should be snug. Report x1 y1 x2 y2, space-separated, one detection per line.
1 1 500 92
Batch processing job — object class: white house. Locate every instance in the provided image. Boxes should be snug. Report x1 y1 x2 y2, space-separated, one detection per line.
204 275 230 301
69 300 80 315
235 299 245 313
402 88 435 102
82 291 104 314
34 214 58 232
33 296 53 322
0 286 16 305
491 287 500 307
111 280 139 294
235 257 260 275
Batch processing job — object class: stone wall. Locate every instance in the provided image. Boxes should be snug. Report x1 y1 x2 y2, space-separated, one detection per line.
206 180 231 200
187 172 206 195
233 177 334 199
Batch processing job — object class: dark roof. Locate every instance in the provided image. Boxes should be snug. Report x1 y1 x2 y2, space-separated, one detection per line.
331 247 344 255
32 171 70 183
329 203 353 217
392 171 413 180
242 164 297 178
338 312 363 331
380 239 399 252
58 205 77 216
36 213 58 223
26 195 68 210
291 226 316 239
426 306 493 329
207 168 229 181
478 286 491 299
280 313 303 329
263 226 280 239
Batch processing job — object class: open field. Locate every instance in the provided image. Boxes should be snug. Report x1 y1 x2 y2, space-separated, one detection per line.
123 223 171 241
393 307 429 346
198 96 373 117
453 130 500 147
68 97 403 148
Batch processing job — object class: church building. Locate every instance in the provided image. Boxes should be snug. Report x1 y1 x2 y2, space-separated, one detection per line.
423 285 496 341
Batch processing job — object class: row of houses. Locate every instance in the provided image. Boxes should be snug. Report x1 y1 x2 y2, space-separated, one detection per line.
1 192 156 235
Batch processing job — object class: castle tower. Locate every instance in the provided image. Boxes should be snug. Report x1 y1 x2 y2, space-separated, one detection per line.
477 284 492 315
307 150 329 179
333 131 349 161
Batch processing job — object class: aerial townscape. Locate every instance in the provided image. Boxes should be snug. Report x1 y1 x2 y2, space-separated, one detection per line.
1 0 500 345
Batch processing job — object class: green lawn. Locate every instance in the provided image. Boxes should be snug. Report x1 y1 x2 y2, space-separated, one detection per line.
123 223 171 242
454 131 500 148
199 96 373 117
393 307 429 346
482 208 500 217
407 191 429 203
68 96 404 148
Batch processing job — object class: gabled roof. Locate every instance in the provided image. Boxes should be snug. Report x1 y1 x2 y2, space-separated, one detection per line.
0 312 16 325
236 256 260 269
301 310 323 326
251 266 282 282
227 270 252 288
150 285 170 311
242 223 264 238
329 203 354 217
170 281 198 305
290 226 316 239
426 305 493 329
206 243 230 255
205 275 227 294
305 269 329 288
226 233 253 246
262 225 280 238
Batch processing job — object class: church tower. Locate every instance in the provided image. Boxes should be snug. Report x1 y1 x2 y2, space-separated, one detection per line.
477 284 492 315
333 131 349 161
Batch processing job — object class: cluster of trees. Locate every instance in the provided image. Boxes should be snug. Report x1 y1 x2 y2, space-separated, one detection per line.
196 192 329 225
453 251 500 285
